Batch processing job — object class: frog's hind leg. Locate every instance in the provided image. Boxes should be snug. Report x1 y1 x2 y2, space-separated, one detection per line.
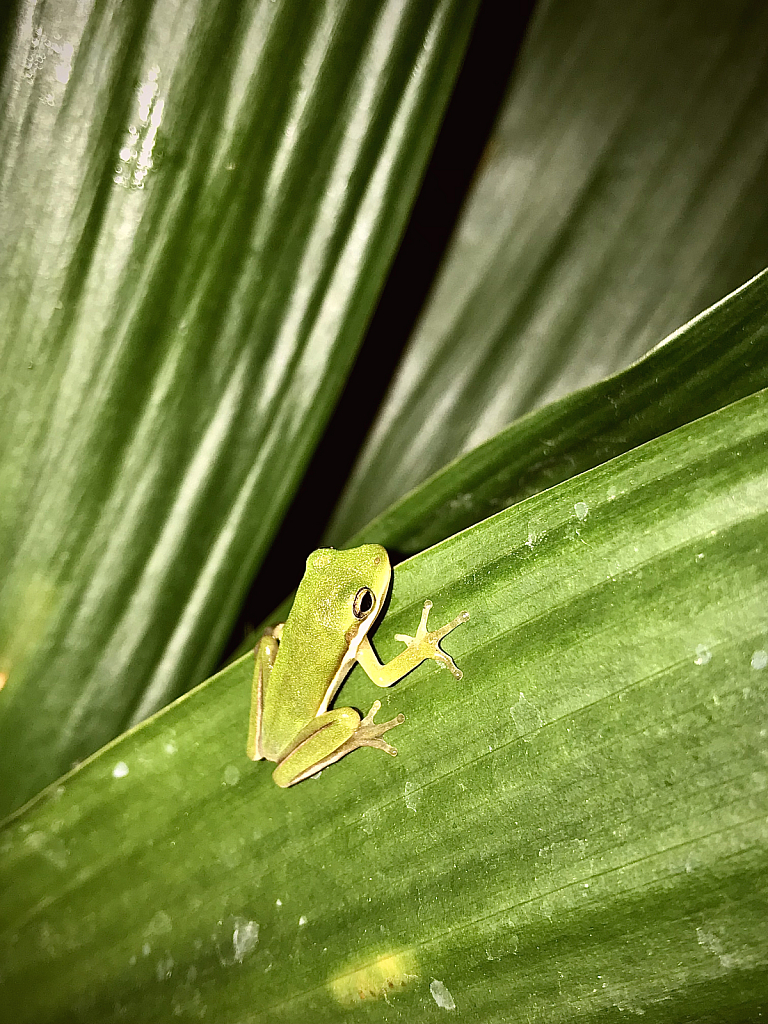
246 627 281 762
272 702 404 788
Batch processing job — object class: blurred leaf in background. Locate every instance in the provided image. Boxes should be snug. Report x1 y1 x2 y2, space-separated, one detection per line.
0 0 479 813
326 0 768 541
346 267 768 554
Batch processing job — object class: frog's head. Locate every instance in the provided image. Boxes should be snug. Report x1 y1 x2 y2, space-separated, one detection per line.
304 544 391 639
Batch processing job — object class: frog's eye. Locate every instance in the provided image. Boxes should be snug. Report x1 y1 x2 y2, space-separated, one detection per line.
353 587 375 618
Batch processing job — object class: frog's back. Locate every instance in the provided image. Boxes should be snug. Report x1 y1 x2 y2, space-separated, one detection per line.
260 545 389 760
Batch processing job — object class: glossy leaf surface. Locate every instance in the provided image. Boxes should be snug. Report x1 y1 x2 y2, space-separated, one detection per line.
345 268 768 553
0 0 478 813
2 390 765 1022
327 0 768 542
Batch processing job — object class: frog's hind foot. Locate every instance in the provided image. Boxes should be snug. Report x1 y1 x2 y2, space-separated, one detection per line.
348 700 405 756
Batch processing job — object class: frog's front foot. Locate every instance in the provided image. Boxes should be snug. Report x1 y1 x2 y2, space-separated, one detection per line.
395 600 470 680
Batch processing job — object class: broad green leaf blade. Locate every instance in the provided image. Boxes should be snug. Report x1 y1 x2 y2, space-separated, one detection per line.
2 390 765 1023
344 267 768 554
226 268 768 662
327 0 768 542
0 0 478 814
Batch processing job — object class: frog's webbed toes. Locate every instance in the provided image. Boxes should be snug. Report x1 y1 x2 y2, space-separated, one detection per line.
354 700 405 755
394 603 469 679
425 608 469 678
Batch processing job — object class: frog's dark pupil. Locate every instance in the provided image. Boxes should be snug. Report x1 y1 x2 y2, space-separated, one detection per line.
354 587 374 617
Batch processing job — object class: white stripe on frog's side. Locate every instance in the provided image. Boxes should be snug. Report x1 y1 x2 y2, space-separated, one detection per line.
315 587 387 716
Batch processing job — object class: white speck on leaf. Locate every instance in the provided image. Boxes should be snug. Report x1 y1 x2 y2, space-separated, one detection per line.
685 852 700 874
574 501 589 521
694 645 711 666
694 926 746 969
750 650 767 670
404 780 421 812
223 765 240 786
275 899 282 907
112 761 129 779
216 838 243 869
142 943 151 957
696 927 723 954
430 979 456 1010
145 910 172 936
24 830 68 869
510 692 544 738
360 807 378 834
448 492 474 513
232 919 259 963
156 954 174 981
164 741 177 755
298 915 307 926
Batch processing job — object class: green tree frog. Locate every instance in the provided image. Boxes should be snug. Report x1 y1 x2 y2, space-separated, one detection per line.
246 544 469 787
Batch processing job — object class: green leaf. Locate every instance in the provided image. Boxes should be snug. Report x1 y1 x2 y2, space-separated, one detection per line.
327 0 768 542
345 267 768 554
2 389 765 1023
223 267 768 665
0 0 478 814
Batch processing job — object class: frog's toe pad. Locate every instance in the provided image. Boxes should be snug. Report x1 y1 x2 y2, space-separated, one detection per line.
433 648 463 679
